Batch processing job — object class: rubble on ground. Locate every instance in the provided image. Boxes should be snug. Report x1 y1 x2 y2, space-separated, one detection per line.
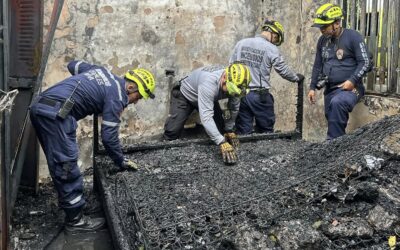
97 114 400 249
10 169 109 250
10 115 400 249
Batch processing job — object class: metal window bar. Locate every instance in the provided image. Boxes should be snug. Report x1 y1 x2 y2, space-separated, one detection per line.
1 1 63 249
337 0 400 94
0 0 10 248
339 0 400 95
390 0 400 93
378 0 389 91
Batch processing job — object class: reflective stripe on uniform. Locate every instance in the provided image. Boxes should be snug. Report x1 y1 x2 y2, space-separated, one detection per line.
69 195 82 205
102 120 119 127
74 61 83 75
106 69 123 101
357 42 370 78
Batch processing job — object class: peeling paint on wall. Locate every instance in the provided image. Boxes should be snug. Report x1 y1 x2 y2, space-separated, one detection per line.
39 0 399 179
347 96 400 135
40 0 261 178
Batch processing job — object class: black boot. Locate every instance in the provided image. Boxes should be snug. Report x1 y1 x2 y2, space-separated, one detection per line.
64 208 106 233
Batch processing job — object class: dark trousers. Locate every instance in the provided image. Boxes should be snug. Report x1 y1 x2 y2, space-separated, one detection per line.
29 97 85 217
324 87 363 140
236 91 275 134
163 86 224 140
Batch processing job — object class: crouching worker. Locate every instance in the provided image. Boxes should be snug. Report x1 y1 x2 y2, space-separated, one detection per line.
29 60 156 233
163 62 251 165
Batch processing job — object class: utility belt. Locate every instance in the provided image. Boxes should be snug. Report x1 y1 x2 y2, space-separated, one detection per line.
249 87 269 93
324 82 342 95
249 87 269 103
328 82 342 88
173 76 188 89
326 83 361 98
171 77 189 97
170 77 189 100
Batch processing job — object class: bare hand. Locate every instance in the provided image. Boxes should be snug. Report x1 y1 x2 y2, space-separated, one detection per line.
308 90 316 104
338 80 355 91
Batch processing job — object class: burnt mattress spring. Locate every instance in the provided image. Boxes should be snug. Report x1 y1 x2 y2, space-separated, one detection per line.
96 115 400 250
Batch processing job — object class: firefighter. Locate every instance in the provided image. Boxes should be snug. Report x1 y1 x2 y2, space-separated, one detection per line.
308 3 372 140
163 62 251 164
29 60 156 232
229 19 304 134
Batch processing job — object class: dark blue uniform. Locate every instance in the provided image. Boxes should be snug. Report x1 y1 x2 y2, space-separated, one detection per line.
310 29 370 139
30 61 128 215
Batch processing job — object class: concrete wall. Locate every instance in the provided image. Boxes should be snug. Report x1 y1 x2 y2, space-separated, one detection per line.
40 0 262 176
348 96 400 132
38 0 399 177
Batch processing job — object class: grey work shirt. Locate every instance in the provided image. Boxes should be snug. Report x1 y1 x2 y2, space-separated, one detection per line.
180 65 239 145
230 35 299 89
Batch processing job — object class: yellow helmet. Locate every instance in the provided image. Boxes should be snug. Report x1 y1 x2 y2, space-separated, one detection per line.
312 3 343 28
125 68 155 99
225 62 251 97
261 19 284 46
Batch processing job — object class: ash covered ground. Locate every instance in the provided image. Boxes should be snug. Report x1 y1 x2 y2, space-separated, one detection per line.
98 115 400 250
11 168 113 250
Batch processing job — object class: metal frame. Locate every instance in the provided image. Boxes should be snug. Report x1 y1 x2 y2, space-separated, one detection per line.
1 0 11 247
94 81 304 154
0 0 64 248
92 77 304 249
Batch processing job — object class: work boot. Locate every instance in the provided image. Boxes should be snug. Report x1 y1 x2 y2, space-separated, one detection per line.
65 213 106 233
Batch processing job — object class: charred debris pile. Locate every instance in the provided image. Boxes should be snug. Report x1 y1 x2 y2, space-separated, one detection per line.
97 115 400 250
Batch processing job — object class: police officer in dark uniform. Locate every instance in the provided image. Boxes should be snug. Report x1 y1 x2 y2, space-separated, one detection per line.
308 4 372 140
29 61 156 232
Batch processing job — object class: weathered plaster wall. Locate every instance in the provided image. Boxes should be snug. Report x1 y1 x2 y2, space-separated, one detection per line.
348 96 400 132
40 0 262 176
260 0 330 138
294 0 331 141
38 0 399 177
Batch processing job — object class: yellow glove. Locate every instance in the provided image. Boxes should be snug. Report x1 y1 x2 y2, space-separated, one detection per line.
224 132 239 149
121 158 138 171
220 142 237 164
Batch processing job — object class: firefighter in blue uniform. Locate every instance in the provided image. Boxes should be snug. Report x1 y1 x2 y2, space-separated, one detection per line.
29 61 156 232
308 4 372 140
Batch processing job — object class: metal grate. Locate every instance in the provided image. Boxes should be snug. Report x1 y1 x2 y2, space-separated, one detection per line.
9 0 42 78
97 115 400 249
